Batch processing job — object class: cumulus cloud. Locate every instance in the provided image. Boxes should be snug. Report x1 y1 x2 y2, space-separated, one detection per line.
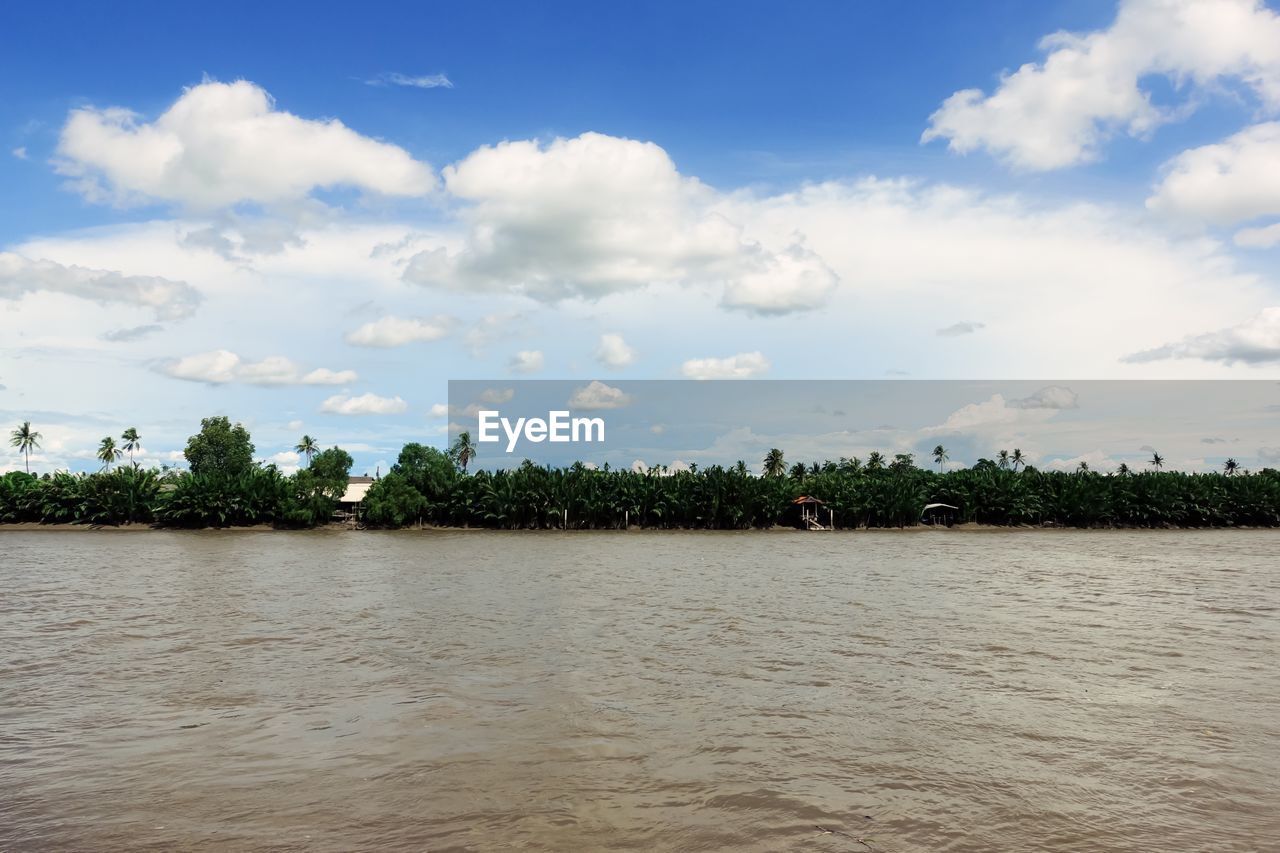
161 350 358 385
428 403 450 418
923 0 1280 170
937 321 985 337
594 333 637 368
479 387 515 404
344 315 455 347
1009 385 1079 410
403 132 839 314
0 252 200 321
1148 122 1280 228
320 393 408 415
366 72 454 89
12 147 27 160
1234 222 1280 248
929 393 1064 433
1123 307 1280 364
55 79 435 209
680 351 770 379
568 380 631 410
509 350 544 374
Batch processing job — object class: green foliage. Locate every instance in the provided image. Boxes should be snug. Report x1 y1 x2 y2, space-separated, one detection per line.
2 435 1278 531
362 472 426 528
308 447 354 497
184 416 255 478
155 467 288 528
392 443 458 500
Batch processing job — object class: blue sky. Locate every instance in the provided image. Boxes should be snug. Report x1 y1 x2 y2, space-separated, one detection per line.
2 0 1279 475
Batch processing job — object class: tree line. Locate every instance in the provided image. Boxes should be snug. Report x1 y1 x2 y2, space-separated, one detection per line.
2 417 353 528
5 423 1278 529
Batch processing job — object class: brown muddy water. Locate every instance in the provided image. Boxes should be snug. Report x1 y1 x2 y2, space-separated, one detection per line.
1 529 1277 852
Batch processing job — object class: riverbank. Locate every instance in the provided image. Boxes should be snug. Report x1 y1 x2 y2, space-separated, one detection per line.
3 521 1277 533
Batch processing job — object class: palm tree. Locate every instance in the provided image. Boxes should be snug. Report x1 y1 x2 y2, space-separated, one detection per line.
1077 461 1090 473
762 448 786 477
294 435 319 465
1149 451 1165 470
1011 449 1025 472
450 431 477 472
1116 462 1131 476
1224 458 1240 476
997 449 1010 470
9 421 41 474
866 451 885 471
932 445 948 473
97 436 122 471
121 427 141 467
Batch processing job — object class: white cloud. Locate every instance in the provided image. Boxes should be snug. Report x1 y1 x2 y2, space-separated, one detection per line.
0 252 200 321
568 380 632 410
344 315 454 347
366 72 454 89
320 393 408 415
1148 122 1280 227
1043 450 1123 473
403 132 839 314
287 420 304 430
923 0 1280 170
930 393 1061 432
266 450 301 473
300 367 359 385
1234 222 1280 247
12 147 27 160
55 79 435 208
594 333 637 368
161 350 358 385
1009 385 1079 410
509 350 544 374
1124 307 1280 364
479 387 515 404
429 403 450 418
680 351 770 379
937 321 985 337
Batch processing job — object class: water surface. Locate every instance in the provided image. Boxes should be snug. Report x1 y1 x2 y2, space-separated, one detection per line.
2 529 1277 851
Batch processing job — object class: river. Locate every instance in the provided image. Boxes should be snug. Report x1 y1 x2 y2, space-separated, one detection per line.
2 529 1277 851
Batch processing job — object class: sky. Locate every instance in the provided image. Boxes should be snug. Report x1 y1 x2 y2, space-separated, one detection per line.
2 0 1279 476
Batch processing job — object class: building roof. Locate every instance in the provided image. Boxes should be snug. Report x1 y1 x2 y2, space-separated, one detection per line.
921 502 959 511
340 475 374 504
791 495 826 504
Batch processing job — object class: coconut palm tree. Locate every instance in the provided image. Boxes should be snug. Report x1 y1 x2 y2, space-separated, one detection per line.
1011 449 1025 472
121 427 141 467
932 445 948 473
1224 458 1240 476
762 448 786 477
1077 461 1090 473
9 421 41 474
866 451 885 471
294 435 319 465
997 449 1010 470
450 431 477 472
1116 462 1131 476
97 436 122 471
1149 451 1165 470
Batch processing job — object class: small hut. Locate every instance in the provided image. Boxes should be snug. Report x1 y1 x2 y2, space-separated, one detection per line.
920 502 959 527
336 475 375 523
791 495 833 530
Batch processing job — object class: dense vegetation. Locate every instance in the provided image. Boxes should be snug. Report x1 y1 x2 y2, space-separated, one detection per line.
4 420 1278 529
2 417 353 528
357 443 1280 530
